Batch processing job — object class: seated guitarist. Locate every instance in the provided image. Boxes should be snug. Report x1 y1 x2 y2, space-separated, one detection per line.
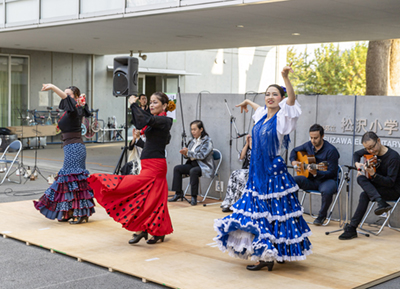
290 124 340 226
339 131 400 240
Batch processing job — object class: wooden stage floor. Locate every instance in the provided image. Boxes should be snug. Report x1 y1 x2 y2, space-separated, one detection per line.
1 199 399 289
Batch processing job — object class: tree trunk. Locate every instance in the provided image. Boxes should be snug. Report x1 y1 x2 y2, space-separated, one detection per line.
366 40 391 95
389 39 400 96
366 39 400 96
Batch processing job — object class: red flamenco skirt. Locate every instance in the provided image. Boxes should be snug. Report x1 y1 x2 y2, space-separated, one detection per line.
88 158 173 236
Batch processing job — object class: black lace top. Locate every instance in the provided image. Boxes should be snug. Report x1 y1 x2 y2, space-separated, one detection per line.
130 103 172 160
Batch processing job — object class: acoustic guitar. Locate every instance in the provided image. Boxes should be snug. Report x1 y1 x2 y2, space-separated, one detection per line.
295 151 328 178
362 154 380 179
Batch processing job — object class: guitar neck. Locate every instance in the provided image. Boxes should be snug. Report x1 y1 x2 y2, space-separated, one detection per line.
305 163 320 171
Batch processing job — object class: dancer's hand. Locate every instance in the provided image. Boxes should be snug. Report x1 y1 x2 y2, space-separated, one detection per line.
236 100 249 113
128 95 139 105
41 84 54 91
281 64 294 79
134 129 140 139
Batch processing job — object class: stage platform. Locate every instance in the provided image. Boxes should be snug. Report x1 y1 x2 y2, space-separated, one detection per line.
1 199 399 289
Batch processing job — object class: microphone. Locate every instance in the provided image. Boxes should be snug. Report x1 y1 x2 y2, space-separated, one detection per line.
237 133 248 138
344 165 358 171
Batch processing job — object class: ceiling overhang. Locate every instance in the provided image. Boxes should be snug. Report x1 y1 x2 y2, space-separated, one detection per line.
1 0 400 55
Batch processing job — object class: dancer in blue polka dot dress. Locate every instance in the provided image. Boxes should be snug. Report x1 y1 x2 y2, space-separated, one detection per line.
34 84 95 224
214 65 312 271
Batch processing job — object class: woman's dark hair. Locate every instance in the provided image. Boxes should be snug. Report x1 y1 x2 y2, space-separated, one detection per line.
190 120 208 138
67 86 80 99
266 84 285 98
362 131 379 143
152 91 169 111
309 124 324 137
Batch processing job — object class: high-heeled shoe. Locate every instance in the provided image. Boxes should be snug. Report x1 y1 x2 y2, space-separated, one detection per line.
58 217 72 222
277 260 285 264
69 216 88 224
146 235 165 244
129 231 148 244
246 261 274 271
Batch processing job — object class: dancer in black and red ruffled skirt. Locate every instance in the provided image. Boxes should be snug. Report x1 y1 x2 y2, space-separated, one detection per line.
34 84 95 224
88 92 175 244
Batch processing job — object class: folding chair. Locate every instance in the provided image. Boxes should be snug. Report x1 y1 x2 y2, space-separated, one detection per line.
184 148 223 202
0 140 23 185
359 196 400 236
300 165 345 226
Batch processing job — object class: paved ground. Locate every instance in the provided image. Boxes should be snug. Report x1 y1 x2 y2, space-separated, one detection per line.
0 142 398 289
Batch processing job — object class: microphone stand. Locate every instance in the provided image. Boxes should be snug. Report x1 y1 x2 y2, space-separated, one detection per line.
203 100 247 208
114 97 129 174
224 99 247 173
170 86 190 204
325 165 369 237
25 110 46 183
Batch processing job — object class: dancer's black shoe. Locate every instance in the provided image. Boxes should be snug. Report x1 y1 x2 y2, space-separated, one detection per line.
246 261 274 271
146 235 165 244
129 231 148 244
69 216 88 224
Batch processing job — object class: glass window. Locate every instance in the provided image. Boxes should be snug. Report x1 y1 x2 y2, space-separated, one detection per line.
0 56 9 127
10 57 29 126
41 0 78 21
6 0 38 25
0 4 4 27
80 0 124 14
0 55 29 127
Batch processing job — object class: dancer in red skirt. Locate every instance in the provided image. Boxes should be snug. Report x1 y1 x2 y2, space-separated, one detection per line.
88 92 175 245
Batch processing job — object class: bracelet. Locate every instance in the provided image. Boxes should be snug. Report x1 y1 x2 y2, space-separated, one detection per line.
357 168 361 171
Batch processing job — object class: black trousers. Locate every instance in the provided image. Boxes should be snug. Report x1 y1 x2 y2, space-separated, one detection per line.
294 176 338 218
350 175 400 228
172 159 202 197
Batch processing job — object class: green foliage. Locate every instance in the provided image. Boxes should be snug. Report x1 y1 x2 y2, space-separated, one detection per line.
287 42 368 95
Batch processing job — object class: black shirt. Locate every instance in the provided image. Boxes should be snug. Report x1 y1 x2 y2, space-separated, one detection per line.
58 96 91 133
130 103 172 160
354 146 400 192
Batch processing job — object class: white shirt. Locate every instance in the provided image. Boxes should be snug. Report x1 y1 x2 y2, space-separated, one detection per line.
252 98 302 155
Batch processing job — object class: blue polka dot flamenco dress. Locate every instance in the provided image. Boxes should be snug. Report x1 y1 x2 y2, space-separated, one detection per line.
34 143 95 221
214 110 312 268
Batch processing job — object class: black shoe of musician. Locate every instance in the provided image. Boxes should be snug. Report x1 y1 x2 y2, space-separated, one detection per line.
313 216 326 226
222 207 233 213
374 198 392 215
191 196 197 206
168 192 182 202
338 224 357 240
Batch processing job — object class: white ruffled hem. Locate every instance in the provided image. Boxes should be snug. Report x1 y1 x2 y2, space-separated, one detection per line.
244 184 299 200
213 230 313 262
232 207 304 223
214 217 312 245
